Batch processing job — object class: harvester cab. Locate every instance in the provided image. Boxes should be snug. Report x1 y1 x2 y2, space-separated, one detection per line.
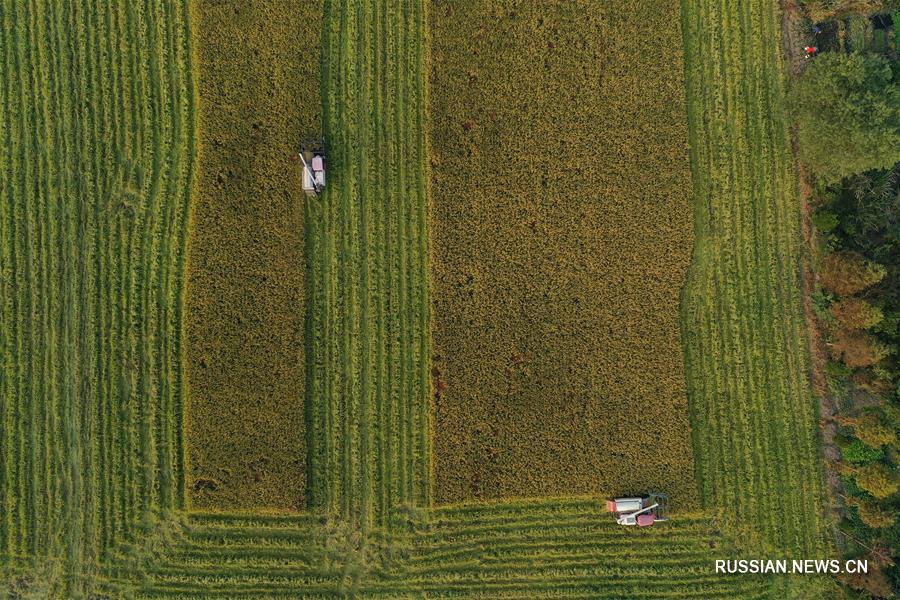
300 137 326 197
606 493 668 526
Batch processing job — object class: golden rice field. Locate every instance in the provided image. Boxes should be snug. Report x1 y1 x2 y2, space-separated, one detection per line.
428 0 698 506
0 0 829 597
184 0 321 513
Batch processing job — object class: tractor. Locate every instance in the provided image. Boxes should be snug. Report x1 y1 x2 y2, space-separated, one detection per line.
606 493 668 526
300 137 326 197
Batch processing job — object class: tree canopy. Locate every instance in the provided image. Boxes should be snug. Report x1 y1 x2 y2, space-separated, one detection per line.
800 0 887 21
793 52 900 182
820 250 886 295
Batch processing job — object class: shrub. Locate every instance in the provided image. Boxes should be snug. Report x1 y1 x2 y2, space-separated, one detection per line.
792 52 900 182
820 251 886 296
813 290 837 326
812 209 839 233
841 474 868 498
801 0 886 20
832 329 889 367
826 360 853 379
854 463 898 499
837 558 894 598
856 499 895 528
842 439 885 464
850 369 894 395
831 297 884 330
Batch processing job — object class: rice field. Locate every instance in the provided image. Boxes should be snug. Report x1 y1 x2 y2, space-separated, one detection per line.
0 0 830 597
0 0 194 595
680 0 828 555
428 0 699 506
184 0 321 512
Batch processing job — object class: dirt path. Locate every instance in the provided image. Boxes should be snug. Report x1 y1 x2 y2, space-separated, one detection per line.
783 0 811 75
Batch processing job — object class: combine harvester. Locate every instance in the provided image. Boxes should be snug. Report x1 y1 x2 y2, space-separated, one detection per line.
300 137 327 197
607 492 669 526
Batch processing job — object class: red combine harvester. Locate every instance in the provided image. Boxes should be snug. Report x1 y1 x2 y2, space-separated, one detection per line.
606 493 668 526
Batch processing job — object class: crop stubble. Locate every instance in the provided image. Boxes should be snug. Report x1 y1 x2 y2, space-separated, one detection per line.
680 0 828 555
0 0 194 594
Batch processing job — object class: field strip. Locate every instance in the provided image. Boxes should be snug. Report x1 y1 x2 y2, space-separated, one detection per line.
93 502 770 599
184 0 317 512
307 0 431 530
680 0 827 556
363 501 771 598
0 1 194 595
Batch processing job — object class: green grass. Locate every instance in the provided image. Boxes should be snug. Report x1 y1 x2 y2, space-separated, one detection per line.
847 15 872 53
680 0 828 556
895 12 900 49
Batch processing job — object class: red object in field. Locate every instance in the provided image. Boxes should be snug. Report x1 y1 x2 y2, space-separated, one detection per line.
606 500 617 513
637 514 655 526
805 46 818 54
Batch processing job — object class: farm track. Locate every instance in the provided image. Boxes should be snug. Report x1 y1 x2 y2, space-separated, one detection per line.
306 0 431 530
0 1 193 595
680 0 827 555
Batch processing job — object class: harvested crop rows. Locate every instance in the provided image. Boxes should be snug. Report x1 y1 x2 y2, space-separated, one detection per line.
109 514 342 598
680 0 827 555
305 0 431 530
116 500 770 598
0 0 193 595
379 499 772 599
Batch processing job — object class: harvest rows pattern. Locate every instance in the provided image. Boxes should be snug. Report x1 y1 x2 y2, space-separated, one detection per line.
0 0 194 595
305 0 432 530
0 0 825 597
680 0 827 555
119 501 771 598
